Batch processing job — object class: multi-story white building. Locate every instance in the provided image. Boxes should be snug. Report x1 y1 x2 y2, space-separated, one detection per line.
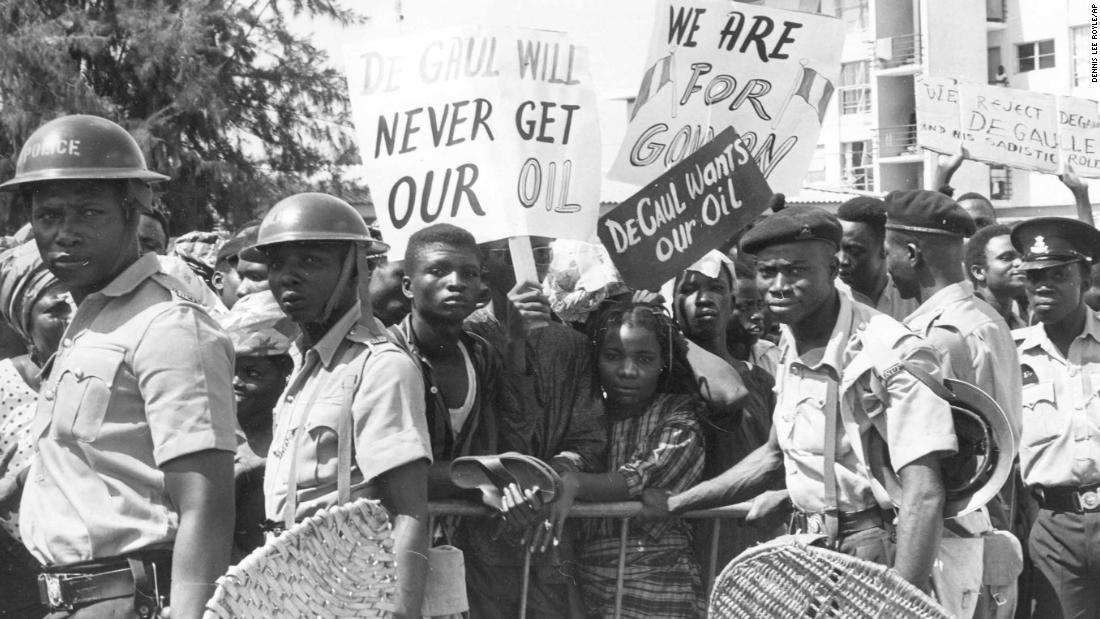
320 0 1100 219
812 0 1100 220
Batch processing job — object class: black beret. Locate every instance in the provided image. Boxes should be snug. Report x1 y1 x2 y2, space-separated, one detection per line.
740 205 842 255
1011 217 1100 271
884 189 976 238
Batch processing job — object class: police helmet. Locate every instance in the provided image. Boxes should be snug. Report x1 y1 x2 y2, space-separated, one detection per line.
0 115 169 191
240 192 388 262
868 377 1017 519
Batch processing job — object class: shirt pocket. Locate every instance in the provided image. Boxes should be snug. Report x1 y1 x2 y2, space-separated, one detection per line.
1021 382 1059 447
789 375 829 455
49 345 125 443
297 401 347 489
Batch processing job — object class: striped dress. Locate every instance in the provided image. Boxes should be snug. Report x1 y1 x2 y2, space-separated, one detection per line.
576 393 707 618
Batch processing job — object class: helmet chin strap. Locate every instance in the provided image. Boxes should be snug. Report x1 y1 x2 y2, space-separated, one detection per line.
320 243 357 325
101 195 143 287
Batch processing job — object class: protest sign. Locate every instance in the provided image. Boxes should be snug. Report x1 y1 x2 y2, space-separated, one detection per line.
598 127 773 291
958 83 1058 173
608 1 842 196
1058 95 1100 178
344 26 601 257
914 75 961 155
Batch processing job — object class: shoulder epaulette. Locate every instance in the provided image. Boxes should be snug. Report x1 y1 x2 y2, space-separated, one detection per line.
1011 326 1033 343
169 287 199 304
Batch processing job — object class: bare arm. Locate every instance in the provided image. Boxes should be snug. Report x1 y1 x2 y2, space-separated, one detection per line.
378 459 430 619
668 425 783 513
893 453 946 590
1060 165 1095 227
930 145 967 194
163 449 235 619
686 340 748 413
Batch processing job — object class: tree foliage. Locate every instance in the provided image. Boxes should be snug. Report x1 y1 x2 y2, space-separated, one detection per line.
0 0 367 233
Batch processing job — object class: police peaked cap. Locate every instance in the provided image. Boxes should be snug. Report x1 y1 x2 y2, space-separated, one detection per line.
1011 216 1100 271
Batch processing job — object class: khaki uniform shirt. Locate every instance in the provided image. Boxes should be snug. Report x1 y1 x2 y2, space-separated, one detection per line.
905 281 1023 440
775 291 956 513
264 302 432 522
20 253 236 565
838 273 920 323
1014 311 1100 488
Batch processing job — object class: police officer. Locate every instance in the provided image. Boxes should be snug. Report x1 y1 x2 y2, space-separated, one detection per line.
884 189 1022 618
654 205 956 590
1011 217 1100 619
241 193 432 618
1 114 237 618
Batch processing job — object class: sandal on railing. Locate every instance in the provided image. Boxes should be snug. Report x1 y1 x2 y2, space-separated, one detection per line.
450 452 561 508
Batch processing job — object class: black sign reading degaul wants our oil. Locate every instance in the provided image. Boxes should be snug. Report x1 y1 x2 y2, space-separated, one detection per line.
598 126 774 291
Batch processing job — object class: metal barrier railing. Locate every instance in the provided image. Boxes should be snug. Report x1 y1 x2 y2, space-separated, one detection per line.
428 499 751 619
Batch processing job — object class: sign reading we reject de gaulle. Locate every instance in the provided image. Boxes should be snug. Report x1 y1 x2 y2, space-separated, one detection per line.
343 26 601 257
599 127 773 291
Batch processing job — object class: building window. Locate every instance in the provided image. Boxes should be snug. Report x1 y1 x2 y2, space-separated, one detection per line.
1072 26 1091 86
839 61 871 115
1017 40 1055 72
806 145 827 184
837 0 869 35
989 165 1011 200
841 140 874 191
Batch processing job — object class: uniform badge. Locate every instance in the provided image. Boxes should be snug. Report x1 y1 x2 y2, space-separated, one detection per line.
881 362 904 379
1030 236 1049 255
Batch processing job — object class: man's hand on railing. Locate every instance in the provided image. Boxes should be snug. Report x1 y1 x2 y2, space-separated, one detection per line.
529 471 579 554
496 482 551 541
745 489 791 523
638 488 673 520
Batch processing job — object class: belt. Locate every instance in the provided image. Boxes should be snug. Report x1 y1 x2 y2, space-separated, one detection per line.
793 507 893 537
38 552 170 617
1035 483 1100 513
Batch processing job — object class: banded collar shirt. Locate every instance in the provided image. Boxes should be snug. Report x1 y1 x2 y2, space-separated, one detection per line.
775 292 955 513
20 253 236 565
1014 311 1100 488
389 315 527 462
973 287 1028 331
904 281 1023 440
263 303 432 522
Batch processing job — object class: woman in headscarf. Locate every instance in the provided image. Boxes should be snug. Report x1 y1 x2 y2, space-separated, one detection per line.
0 240 72 617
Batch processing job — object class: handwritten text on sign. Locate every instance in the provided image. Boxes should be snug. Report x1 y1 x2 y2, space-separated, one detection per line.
914 76 961 156
609 1 842 196
960 84 1059 173
1058 95 1100 177
345 27 601 255
599 127 773 291
915 78 1100 177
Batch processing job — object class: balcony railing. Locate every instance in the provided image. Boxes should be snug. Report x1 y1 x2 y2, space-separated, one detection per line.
875 33 923 70
429 499 751 619
875 124 920 158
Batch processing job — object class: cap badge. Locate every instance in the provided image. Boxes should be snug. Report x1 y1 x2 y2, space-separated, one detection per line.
797 224 813 238
1030 236 1049 255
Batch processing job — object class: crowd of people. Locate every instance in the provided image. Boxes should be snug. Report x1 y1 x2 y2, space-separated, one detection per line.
1 112 1100 619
